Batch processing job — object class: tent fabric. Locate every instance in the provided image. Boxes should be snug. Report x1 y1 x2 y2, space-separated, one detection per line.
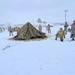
13 22 46 40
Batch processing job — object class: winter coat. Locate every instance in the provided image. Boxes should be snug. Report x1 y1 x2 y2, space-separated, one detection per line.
70 25 75 38
8 26 14 32
47 25 50 30
38 25 42 31
0 27 2 32
46 25 51 33
64 24 68 35
56 30 65 38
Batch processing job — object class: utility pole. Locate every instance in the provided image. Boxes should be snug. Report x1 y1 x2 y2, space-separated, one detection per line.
64 10 68 22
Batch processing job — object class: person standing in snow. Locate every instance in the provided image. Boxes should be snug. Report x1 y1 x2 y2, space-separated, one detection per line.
70 20 75 41
8 26 14 36
46 24 51 33
38 25 42 32
64 22 68 35
2 27 5 31
55 28 65 42
0 27 2 32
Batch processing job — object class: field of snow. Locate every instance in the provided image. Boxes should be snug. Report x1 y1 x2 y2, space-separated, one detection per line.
0 25 75 75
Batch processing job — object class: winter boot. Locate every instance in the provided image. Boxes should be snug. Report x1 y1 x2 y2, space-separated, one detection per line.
60 39 63 42
72 39 74 41
55 37 57 40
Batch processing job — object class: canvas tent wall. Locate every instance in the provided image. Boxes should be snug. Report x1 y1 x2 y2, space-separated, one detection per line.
13 22 46 40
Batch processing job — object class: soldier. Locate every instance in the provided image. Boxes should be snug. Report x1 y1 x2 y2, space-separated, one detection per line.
0 27 2 32
2 27 5 31
70 20 75 41
8 26 13 36
55 28 65 42
64 22 68 35
38 25 42 31
46 24 51 33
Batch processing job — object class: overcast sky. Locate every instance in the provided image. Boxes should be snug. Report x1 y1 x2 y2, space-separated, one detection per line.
0 0 75 24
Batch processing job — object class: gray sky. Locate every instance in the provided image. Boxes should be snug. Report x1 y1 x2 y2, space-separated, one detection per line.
0 0 75 24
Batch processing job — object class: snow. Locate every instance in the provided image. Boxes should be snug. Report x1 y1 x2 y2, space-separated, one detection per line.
0 25 75 75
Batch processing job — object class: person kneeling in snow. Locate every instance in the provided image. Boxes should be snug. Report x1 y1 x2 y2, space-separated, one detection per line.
55 28 65 42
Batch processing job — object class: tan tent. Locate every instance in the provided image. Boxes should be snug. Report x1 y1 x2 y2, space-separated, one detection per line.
13 22 46 40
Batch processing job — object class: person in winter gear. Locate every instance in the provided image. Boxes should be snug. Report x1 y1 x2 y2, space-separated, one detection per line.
0 27 2 32
38 25 42 31
8 26 14 36
55 28 65 42
46 24 51 33
70 20 75 41
64 22 68 35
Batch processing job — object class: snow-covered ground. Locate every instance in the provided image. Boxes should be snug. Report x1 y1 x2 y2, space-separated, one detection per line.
0 25 75 75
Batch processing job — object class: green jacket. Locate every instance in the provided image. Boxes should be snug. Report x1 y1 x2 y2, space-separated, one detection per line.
56 30 65 38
